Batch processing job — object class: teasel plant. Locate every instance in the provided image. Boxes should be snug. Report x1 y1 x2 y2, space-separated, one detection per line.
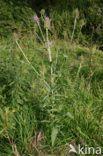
14 12 56 109
44 17 56 112
33 13 57 119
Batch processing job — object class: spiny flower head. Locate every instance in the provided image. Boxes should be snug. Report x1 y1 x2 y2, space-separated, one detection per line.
80 19 85 28
44 17 50 29
79 55 84 63
13 33 18 41
33 15 39 22
74 9 79 19
41 9 45 15
47 41 52 46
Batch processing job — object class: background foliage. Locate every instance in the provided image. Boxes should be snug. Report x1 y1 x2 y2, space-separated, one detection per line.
0 0 103 48
0 0 34 36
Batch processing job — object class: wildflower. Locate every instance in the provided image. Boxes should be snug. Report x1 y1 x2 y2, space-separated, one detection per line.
33 16 39 22
44 17 50 29
47 41 52 46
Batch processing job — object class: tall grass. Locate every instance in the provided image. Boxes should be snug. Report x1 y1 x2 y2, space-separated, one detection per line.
0 33 103 155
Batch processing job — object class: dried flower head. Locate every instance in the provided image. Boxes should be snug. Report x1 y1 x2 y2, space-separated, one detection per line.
79 55 84 63
74 9 79 19
80 19 85 28
13 33 18 41
44 17 50 29
33 16 39 22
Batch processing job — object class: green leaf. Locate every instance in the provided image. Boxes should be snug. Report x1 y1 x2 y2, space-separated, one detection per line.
66 112 74 119
51 127 58 147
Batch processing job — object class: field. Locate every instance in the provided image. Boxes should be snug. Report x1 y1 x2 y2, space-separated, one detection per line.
0 34 103 156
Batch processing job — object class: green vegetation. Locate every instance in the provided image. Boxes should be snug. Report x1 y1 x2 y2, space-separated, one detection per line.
0 0 34 36
0 36 103 155
0 0 103 48
0 0 103 155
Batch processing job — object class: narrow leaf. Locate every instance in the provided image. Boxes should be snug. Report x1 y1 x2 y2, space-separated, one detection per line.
51 127 58 147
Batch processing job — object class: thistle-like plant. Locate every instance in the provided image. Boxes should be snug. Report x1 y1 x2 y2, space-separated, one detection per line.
14 11 63 148
15 12 56 106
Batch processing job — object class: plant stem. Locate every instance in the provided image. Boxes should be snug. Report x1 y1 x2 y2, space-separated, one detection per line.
71 18 77 43
46 28 53 86
16 40 40 77
34 30 44 44
37 21 45 42
45 28 54 109
75 62 82 83
46 28 52 62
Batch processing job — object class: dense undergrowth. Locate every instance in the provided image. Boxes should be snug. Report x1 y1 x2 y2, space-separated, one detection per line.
0 35 103 155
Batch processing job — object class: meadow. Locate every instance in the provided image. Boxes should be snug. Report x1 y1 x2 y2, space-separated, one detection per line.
0 32 103 156
0 6 103 156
